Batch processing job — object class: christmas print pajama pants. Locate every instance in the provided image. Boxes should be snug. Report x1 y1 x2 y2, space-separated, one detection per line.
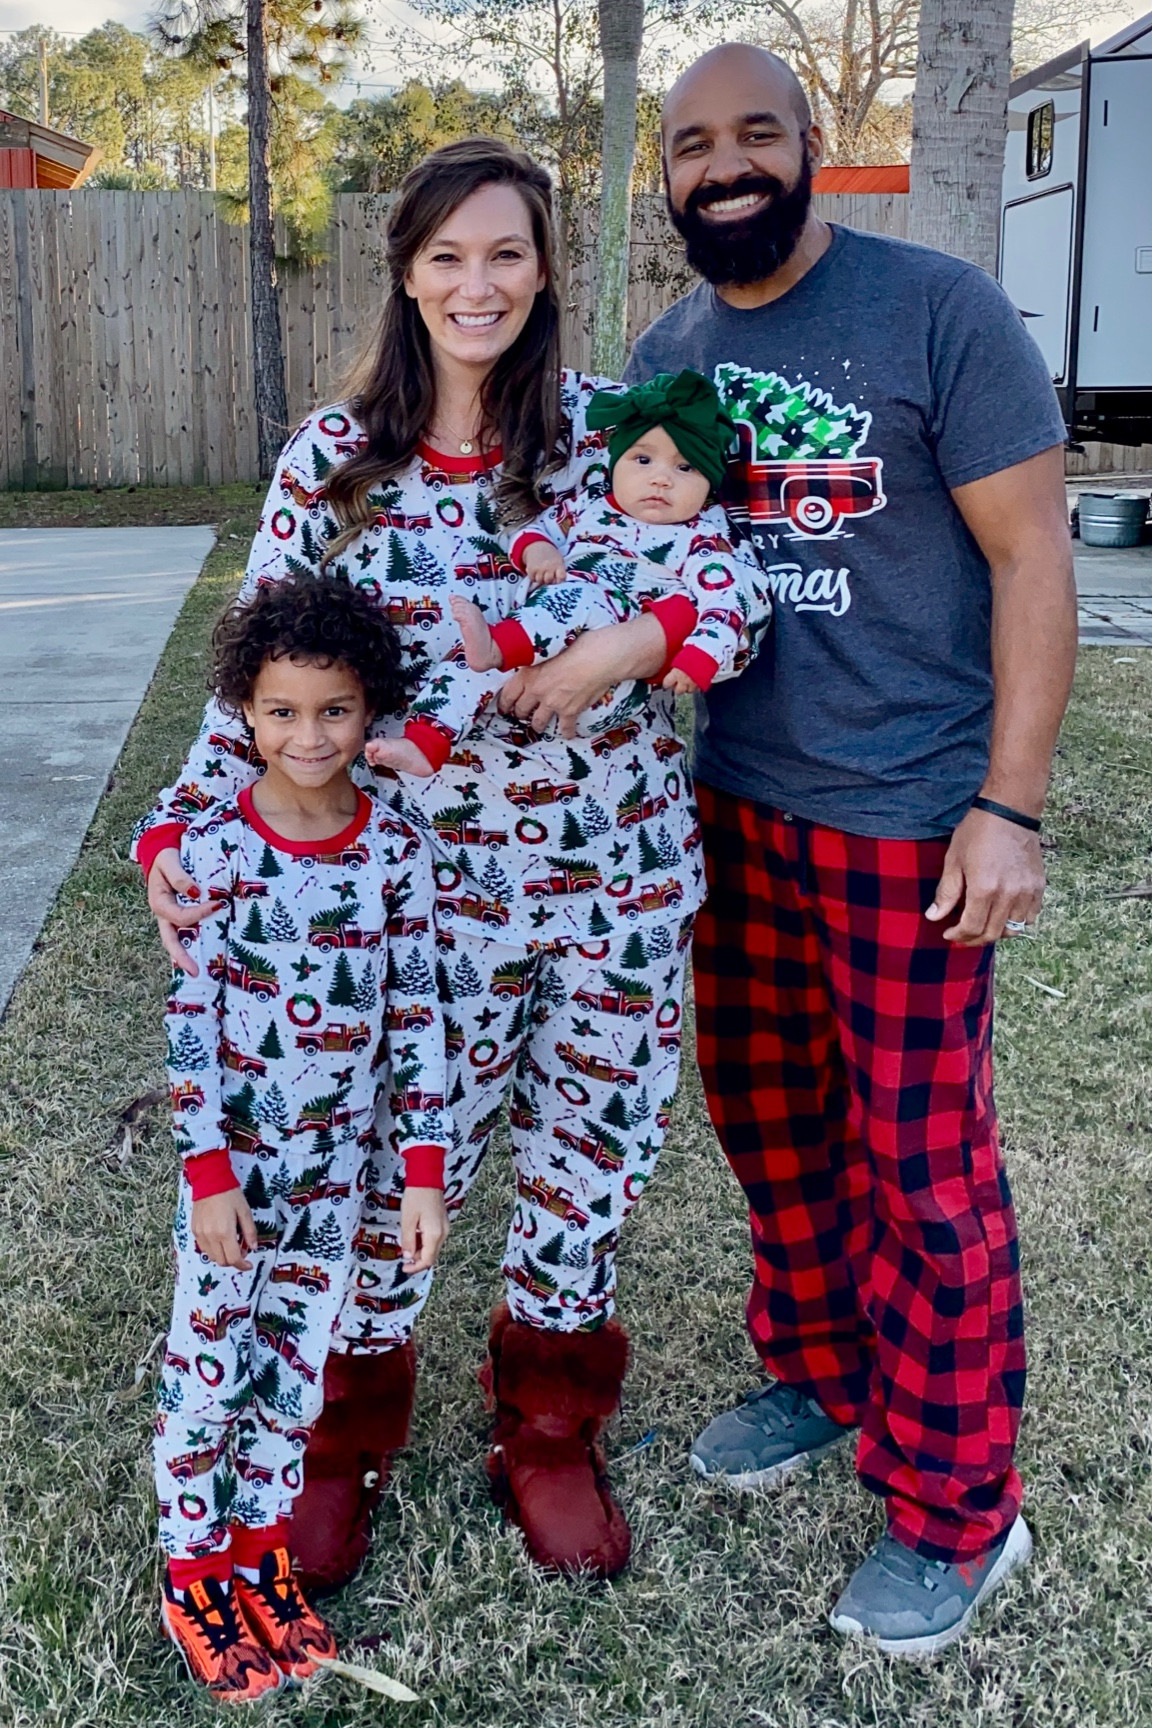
331 918 690 1346
155 1127 366 1562
692 784 1025 1562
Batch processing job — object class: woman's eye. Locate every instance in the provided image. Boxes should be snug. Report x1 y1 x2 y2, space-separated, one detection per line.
430 252 459 265
495 249 525 262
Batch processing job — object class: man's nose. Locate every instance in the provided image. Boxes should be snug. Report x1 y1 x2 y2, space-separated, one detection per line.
703 137 754 186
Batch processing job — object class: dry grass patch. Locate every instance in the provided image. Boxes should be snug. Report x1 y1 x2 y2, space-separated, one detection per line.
1 528 1150 1725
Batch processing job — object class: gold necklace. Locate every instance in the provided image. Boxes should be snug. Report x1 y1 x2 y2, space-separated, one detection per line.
433 415 482 456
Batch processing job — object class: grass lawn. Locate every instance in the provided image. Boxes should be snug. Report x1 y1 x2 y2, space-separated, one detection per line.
1 494 1150 1726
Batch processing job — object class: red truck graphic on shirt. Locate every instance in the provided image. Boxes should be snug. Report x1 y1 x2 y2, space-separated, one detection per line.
726 421 886 537
432 813 509 850
590 721 642 757
384 595 441 630
505 779 579 809
525 863 602 899
294 1021 372 1054
516 1172 590 1230
373 507 432 534
307 913 382 951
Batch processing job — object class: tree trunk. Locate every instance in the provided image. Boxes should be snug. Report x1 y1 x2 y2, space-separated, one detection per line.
246 0 288 478
592 0 644 378
908 0 1014 272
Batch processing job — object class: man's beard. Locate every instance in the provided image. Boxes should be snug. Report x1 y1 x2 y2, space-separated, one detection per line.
667 160 813 286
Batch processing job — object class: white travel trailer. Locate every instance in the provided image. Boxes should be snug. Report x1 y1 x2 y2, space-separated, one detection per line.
999 12 1152 448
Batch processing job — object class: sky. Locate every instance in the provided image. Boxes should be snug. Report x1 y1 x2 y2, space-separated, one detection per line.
2 0 1149 97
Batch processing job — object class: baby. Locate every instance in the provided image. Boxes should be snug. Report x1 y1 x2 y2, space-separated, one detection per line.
368 369 770 777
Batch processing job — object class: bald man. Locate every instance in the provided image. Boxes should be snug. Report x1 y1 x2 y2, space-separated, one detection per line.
624 44 1077 1657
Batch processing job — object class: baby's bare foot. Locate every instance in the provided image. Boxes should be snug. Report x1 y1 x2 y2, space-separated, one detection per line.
450 594 503 672
364 736 435 777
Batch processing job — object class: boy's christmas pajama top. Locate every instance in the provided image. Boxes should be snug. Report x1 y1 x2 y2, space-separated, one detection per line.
155 789 449 1564
133 374 770 1351
402 494 774 771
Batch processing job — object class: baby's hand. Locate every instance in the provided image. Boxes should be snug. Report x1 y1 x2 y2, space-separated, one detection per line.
522 543 567 587
400 1185 449 1274
365 736 435 778
192 1188 258 1270
662 667 701 696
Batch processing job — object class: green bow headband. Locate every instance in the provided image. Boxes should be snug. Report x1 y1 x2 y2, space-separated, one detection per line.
585 369 736 491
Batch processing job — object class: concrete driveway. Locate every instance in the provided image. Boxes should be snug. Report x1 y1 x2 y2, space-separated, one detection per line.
0 526 215 1017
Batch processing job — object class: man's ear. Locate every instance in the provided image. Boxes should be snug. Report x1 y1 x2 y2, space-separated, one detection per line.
805 121 825 177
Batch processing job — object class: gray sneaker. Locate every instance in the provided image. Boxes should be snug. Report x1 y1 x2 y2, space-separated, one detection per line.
689 1382 856 1491
829 1515 1033 1659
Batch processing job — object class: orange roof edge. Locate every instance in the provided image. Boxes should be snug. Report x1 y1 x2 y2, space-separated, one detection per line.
814 165 909 193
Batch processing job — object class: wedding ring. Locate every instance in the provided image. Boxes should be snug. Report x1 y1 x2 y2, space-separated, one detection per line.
1003 919 1029 935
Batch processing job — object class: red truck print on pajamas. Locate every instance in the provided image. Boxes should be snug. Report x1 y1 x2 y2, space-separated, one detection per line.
525 863 602 899
552 1123 625 1173
294 1021 372 1054
505 779 579 809
517 1172 590 1230
555 1042 638 1087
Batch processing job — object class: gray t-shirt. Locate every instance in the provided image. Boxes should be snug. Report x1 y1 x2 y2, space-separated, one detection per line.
625 226 1067 837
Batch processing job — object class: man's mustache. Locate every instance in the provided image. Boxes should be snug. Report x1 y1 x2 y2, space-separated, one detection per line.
683 175 788 218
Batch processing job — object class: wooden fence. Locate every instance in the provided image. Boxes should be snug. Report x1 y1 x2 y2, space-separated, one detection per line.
3 186 1145 489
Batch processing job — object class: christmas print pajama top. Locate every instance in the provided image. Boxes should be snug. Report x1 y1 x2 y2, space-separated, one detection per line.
134 371 770 1341
402 493 774 768
154 788 449 1562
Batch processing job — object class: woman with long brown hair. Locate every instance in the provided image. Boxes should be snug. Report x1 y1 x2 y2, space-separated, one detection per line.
136 138 762 1593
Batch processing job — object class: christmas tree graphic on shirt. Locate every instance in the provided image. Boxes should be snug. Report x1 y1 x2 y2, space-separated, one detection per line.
713 363 887 542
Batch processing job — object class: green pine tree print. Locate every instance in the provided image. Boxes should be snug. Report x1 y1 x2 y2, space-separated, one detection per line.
560 809 588 851
620 931 649 970
714 362 870 460
267 898 298 941
566 746 591 781
257 843 283 879
537 1229 567 1267
168 1023 211 1071
631 1032 652 1067
636 827 663 875
244 1165 273 1210
327 953 358 1007
258 1021 284 1060
587 901 613 938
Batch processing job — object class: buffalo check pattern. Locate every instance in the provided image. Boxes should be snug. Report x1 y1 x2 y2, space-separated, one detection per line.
692 783 1025 1562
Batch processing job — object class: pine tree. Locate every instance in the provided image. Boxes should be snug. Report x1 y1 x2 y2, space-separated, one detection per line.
602 1091 631 1131
242 902 268 943
630 1085 650 1127
244 1165 273 1211
229 939 275 982
435 959 455 1003
453 954 483 997
267 898 298 941
284 1213 314 1254
647 925 674 960
590 1192 613 1219
312 1213 346 1260
587 901 613 938
656 825 681 870
327 954 357 1007
566 746 590 781
455 848 472 878
352 965 378 1013
213 1466 237 1523
560 809 589 851
537 1229 567 1267
582 797 611 839
643 538 675 565
168 1024 210 1072
250 1359 282 1407
261 1082 290 1133
637 826 663 875
620 931 649 971
386 530 415 586
410 540 448 590
313 1124 336 1159
631 1033 652 1067
474 487 500 537
399 951 435 996
481 856 513 899
224 1082 259 1129
506 999 527 1042
257 843 282 879
258 1021 284 1061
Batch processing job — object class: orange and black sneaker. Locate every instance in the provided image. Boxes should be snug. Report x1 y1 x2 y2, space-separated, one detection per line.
161 1574 284 1704
234 1547 338 1683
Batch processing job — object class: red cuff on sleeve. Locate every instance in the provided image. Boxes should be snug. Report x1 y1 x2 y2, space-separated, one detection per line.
669 644 721 691
403 720 454 773
403 1144 446 1189
184 1148 239 1201
644 593 699 681
137 821 189 881
509 529 555 570
490 619 536 671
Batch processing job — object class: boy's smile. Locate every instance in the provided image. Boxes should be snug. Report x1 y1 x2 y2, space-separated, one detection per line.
242 656 369 802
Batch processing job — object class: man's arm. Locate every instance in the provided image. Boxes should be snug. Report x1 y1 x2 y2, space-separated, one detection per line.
926 445 1077 945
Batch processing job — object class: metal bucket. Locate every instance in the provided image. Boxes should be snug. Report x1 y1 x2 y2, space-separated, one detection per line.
1078 492 1149 549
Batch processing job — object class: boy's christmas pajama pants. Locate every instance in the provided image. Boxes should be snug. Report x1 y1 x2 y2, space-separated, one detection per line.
691 783 1025 1563
154 1128 365 1562
330 919 689 1348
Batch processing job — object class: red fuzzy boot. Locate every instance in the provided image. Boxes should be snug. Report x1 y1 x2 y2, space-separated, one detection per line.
480 1303 632 1580
291 1344 416 1598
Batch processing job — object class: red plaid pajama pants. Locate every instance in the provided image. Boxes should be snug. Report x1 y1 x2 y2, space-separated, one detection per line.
693 782 1025 1561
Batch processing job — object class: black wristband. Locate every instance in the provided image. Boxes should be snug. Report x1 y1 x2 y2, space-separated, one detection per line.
970 796 1041 833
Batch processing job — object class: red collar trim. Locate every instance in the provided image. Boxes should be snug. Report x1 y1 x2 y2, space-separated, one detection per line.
417 440 503 473
238 784 373 857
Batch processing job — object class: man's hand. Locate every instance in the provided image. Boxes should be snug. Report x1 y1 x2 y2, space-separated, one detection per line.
400 1186 449 1274
148 848 215 975
497 612 668 738
925 807 1045 945
192 1188 258 1270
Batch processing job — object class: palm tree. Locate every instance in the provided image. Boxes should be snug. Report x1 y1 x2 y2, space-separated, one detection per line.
592 0 644 376
908 0 1015 271
152 0 363 476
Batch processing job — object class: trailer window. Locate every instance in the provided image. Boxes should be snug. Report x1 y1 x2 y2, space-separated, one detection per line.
1026 101 1054 179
